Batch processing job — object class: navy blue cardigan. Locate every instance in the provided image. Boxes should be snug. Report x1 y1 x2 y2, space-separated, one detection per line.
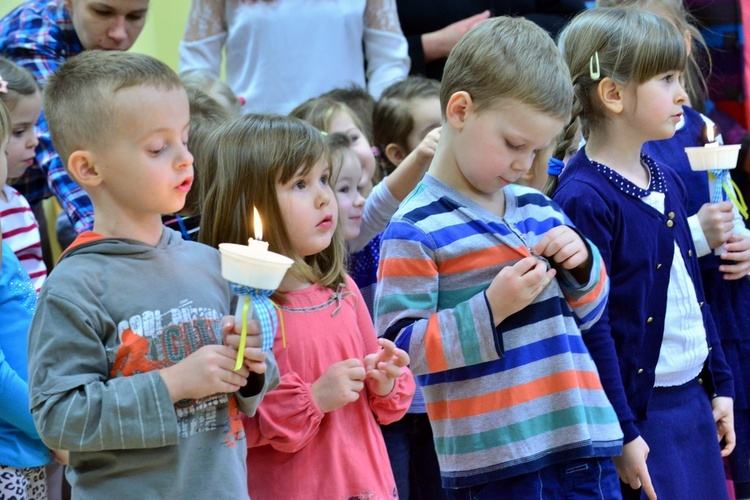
553 149 734 443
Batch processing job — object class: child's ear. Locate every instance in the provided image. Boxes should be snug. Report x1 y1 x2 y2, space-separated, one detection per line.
597 77 624 115
384 143 406 167
445 91 473 130
67 150 103 187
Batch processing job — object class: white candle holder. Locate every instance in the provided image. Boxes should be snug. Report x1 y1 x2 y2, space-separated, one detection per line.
219 243 293 369
684 144 742 256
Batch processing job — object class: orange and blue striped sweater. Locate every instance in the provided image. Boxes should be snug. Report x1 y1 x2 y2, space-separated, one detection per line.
374 175 622 488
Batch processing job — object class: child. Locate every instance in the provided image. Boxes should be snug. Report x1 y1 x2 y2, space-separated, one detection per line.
180 69 244 117
373 75 441 176
374 16 624 498
321 83 377 143
0 58 47 293
0 97 55 500
26 50 278 498
198 113 416 499
291 96 439 270
361 75 446 499
552 8 734 499
600 2 750 497
162 84 232 241
325 132 367 242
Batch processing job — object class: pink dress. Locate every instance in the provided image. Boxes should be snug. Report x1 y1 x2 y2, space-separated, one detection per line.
244 276 415 499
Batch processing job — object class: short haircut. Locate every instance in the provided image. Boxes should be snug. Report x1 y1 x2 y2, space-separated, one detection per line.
0 57 40 110
183 85 231 215
440 16 572 120
43 50 182 166
373 76 440 173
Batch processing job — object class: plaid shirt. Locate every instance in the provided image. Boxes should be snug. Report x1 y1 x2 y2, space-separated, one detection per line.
0 0 93 233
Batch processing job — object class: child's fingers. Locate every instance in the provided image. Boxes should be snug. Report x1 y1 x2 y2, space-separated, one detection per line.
377 361 404 380
243 359 268 375
242 347 267 363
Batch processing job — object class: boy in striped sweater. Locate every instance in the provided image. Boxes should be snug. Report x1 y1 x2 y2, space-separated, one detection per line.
373 17 624 498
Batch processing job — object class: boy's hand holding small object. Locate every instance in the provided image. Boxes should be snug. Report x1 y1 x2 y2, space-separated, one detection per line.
364 338 410 396
532 225 590 271
222 316 267 374
486 257 556 325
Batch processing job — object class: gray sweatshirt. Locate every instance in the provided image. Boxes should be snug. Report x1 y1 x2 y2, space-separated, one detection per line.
28 228 279 499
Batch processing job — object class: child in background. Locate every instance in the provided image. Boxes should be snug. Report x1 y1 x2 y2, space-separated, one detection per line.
374 16 623 498
27 51 278 498
553 8 734 499
198 113 415 499
162 84 232 241
322 84 377 144
368 75 446 499
0 98 56 500
599 1 750 496
180 69 244 118
291 96 439 283
325 132 367 242
373 76 441 176
0 58 46 293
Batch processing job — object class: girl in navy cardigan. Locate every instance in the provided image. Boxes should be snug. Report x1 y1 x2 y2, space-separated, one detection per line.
552 8 735 500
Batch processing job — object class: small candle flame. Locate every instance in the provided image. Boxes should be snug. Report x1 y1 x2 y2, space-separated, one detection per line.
706 124 716 144
253 206 263 241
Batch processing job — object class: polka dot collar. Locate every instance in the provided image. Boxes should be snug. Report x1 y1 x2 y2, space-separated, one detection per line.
588 154 667 198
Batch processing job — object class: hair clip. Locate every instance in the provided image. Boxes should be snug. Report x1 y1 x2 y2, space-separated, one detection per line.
371 146 380 158
547 157 564 176
237 96 246 106
589 52 600 81
320 130 328 136
0 73 8 94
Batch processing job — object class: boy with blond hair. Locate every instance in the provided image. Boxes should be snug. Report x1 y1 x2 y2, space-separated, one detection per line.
27 50 278 498
373 17 624 498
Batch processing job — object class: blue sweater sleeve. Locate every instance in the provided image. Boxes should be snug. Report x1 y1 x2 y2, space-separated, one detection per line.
553 182 640 443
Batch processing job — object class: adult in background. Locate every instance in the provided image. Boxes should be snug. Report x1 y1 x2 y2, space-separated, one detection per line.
0 0 150 238
398 0 586 81
179 0 409 115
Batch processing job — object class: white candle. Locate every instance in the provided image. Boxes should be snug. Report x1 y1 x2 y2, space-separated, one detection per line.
705 125 719 148
247 206 269 252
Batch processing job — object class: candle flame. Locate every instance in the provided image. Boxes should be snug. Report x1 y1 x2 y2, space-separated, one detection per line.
253 206 263 241
706 125 716 144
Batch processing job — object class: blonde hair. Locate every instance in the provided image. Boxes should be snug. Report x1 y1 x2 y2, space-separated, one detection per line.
0 57 40 111
182 85 231 216
321 84 376 142
290 96 381 183
441 16 572 121
596 0 709 112
325 132 358 186
180 70 243 118
42 51 182 167
198 114 348 292
373 76 440 174
558 8 687 145
0 100 11 145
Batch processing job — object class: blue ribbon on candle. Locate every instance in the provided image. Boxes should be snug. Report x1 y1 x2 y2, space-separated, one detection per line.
230 284 277 353
710 169 729 204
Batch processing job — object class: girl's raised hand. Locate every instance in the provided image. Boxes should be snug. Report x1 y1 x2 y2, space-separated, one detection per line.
364 338 410 396
310 359 366 413
697 201 734 250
